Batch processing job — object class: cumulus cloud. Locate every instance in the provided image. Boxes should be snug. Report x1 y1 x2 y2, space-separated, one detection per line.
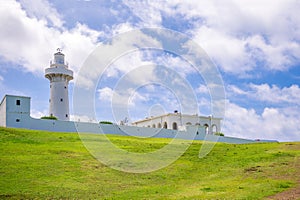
123 0 300 75
98 87 114 101
0 0 101 76
18 0 64 28
123 0 163 27
223 101 300 141
224 83 300 141
249 84 300 105
192 26 253 75
30 109 47 119
228 83 300 105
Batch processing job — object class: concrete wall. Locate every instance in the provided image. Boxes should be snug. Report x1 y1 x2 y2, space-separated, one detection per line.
5 95 31 129
1 95 276 144
0 96 6 127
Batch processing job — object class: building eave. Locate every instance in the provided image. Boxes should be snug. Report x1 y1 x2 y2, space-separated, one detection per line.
132 113 222 124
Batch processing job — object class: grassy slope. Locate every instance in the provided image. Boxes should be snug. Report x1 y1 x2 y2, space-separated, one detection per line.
0 127 299 199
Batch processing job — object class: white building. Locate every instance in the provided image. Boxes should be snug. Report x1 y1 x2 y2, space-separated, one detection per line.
132 111 222 134
45 49 73 121
0 95 31 128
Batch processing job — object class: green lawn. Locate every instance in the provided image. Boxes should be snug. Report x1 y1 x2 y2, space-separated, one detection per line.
0 127 299 199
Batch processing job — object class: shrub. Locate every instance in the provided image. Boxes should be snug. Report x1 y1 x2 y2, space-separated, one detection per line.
41 116 58 120
215 132 224 136
99 121 113 124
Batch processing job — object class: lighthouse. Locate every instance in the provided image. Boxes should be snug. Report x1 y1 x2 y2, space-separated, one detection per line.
45 49 73 121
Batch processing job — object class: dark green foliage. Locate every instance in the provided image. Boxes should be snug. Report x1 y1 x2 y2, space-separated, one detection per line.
41 116 58 120
215 132 225 136
99 121 113 124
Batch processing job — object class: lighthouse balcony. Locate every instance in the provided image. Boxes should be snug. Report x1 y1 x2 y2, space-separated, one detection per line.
45 67 74 79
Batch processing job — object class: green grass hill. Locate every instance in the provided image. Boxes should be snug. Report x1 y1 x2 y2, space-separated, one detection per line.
0 127 299 199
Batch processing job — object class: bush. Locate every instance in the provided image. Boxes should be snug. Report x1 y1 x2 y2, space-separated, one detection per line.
215 132 225 136
41 116 58 120
99 121 113 124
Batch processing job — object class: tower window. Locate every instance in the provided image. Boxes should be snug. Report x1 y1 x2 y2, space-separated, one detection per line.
60 98 63 102
66 114 68 118
64 86 67 89
16 119 20 122
49 99 51 103
16 100 21 105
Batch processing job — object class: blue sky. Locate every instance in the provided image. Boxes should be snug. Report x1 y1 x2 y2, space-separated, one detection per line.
0 0 299 141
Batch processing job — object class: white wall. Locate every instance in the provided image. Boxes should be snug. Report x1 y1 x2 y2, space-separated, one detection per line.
2 94 275 144
132 113 222 133
5 95 31 128
0 96 6 127
49 79 70 121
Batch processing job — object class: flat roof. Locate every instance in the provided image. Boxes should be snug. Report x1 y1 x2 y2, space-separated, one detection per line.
132 113 222 124
0 94 31 106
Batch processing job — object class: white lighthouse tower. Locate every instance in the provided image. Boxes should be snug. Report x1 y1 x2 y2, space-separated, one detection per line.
45 49 73 121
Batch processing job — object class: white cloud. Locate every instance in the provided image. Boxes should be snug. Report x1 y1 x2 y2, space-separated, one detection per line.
128 90 148 106
227 85 247 96
30 109 47 119
228 83 300 105
97 86 141 108
246 35 300 71
98 87 114 101
106 50 154 79
154 52 197 78
111 22 136 35
224 83 300 141
0 0 100 77
75 28 163 89
192 26 253 74
223 101 300 141
125 0 300 75
123 0 163 27
18 0 64 28
249 84 300 105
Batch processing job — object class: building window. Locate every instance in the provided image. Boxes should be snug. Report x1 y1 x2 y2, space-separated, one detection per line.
16 100 20 105
204 124 209 134
64 86 67 89
60 98 63 102
212 125 217 133
66 114 68 118
16 119 20 122
163 122 168 129
172 122 178 130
